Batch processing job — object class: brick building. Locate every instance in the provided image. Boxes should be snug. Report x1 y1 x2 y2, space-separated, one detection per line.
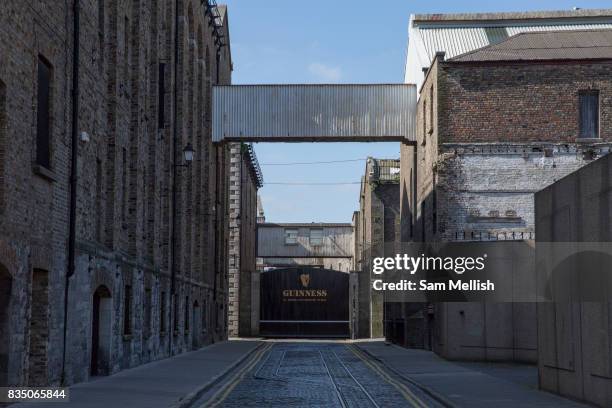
227 143 262 337
404 30 612 243
352 158 401 338
397 28 612 360
0 0 232 387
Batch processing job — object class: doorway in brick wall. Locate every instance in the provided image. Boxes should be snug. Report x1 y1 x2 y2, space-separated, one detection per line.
91 285 112 376
192 301 200 349
0 263 10 386
28 269 49 385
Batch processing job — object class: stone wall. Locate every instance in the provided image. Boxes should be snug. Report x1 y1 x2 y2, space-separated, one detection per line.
0 0 233 387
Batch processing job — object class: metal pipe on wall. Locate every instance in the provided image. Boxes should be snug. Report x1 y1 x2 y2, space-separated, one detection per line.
62 0 80 385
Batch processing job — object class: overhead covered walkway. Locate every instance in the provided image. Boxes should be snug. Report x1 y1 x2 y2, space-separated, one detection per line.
213 84 416 143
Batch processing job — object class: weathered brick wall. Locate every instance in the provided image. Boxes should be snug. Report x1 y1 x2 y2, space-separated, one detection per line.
0 0 233 387
0 0 73 387
436 144 611 241
238 149 258 337
398 54 612 359
409 56 612 242
439 61 612 143
227 142 259 337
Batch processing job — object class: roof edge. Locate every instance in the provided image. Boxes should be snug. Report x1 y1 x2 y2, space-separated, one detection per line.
412 8 612 23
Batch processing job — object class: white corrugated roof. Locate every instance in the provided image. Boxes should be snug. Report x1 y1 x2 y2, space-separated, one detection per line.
404 9 612 91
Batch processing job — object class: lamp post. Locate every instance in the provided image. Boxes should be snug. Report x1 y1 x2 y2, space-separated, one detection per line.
169 142 194 355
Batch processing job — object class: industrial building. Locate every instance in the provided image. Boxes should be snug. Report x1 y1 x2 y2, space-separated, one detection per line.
352 158 401 339
394 11 612 362
227 143 263 337
0 0 233 386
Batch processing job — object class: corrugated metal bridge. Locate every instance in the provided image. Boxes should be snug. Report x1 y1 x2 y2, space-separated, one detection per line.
213 84 416 143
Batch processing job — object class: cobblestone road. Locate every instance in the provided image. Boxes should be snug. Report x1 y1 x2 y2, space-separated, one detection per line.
201 342 443 407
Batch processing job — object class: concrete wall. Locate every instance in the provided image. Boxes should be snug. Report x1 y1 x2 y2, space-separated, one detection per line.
535 152 612 407
431 241 538 363
0 0 233 386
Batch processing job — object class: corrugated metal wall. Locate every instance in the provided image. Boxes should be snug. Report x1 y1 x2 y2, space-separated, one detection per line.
213 84 416 142
417 23 612 62
257 225 354 258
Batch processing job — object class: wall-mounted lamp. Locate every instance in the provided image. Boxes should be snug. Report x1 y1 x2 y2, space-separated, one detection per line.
176 143 194 167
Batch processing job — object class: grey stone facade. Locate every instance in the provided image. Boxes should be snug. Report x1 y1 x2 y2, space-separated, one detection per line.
228 143 262 337
353 158 401 338
0 0 233 387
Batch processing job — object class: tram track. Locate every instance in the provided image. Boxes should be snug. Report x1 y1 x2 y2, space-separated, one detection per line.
199 342 436 407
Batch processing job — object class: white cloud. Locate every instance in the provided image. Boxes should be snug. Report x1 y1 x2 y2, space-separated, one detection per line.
308 62 342 82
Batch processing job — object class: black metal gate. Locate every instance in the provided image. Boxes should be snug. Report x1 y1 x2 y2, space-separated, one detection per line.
260 267 349 338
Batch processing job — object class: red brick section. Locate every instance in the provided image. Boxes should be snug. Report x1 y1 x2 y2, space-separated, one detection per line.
438 61 612 143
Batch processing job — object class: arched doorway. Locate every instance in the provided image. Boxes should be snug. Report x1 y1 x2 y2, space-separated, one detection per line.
192 300 200 349
0 264 11 386
91 285 112 376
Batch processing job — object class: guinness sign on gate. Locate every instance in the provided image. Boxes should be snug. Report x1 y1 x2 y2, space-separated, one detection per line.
260 267 349 337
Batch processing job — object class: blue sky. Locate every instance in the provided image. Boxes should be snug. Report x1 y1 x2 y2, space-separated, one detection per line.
221 0 611 223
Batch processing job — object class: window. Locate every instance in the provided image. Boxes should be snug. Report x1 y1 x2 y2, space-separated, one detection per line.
184 296 189 333
123 17 129 80
160 291 166 334
36 57 52 168
201 298 207 334
421 201 426 242
122 148 127 221
284 228 298 245
428 85 434 134
421 101 427 146
123 285 132 335
144 288 151 337
309 229 324 246
579 91 599 139
173 296 179 333
432 171 437 235
97 0 105 68
158 63 165 129
95 159 103 242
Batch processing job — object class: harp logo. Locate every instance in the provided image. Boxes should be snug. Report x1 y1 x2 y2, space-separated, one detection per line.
300 274 310 288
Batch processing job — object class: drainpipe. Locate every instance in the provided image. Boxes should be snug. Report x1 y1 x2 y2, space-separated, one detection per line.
169 0 179 356
212 49 221 304
61 0 80 386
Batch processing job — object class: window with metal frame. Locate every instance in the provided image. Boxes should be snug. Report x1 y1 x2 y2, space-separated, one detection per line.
309 228 324 246
284 228 298 245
